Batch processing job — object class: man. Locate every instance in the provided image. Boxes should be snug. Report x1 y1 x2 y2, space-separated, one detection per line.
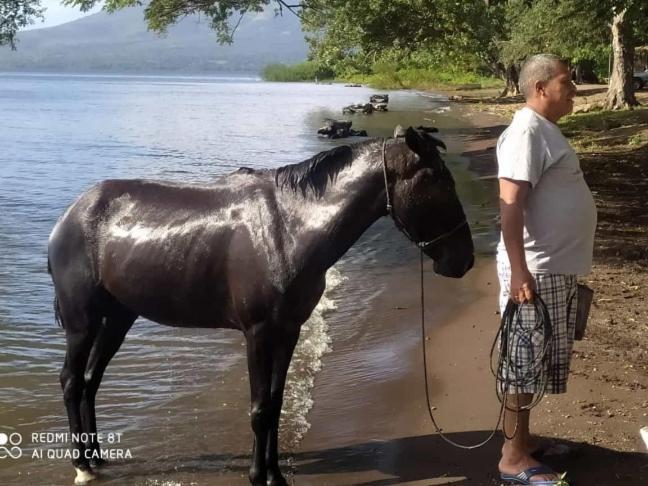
496 54 597 484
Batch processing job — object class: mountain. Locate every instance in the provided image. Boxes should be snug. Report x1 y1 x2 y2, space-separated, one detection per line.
0 6 308 73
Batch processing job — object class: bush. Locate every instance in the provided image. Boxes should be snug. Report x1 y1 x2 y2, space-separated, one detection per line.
342 67 502 90
261 62 335 82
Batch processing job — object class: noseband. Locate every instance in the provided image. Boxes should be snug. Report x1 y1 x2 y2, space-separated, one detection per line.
381 139 468 249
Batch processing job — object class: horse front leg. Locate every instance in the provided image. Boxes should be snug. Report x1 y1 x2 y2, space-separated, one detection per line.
245 323 273 486
266 325 301 486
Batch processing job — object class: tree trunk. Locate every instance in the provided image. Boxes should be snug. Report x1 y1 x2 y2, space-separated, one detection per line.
574 63 584 85
498 63 520 97
604 9 638 110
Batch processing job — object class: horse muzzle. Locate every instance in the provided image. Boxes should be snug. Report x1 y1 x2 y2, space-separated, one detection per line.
423 224 474 278
432 253 474 278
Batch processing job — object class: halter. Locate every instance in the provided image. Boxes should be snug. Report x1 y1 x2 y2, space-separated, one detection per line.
381 138 468 249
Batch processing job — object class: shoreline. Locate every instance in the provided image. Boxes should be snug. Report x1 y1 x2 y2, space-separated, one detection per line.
293 92 648 485
292 107 509 485
295 257 506 485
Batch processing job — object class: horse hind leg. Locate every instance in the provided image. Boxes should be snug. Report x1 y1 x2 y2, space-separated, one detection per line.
58 300 101 485
80 304 136 467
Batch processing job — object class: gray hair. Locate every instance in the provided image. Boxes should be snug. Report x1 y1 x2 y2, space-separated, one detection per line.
519 54 568 99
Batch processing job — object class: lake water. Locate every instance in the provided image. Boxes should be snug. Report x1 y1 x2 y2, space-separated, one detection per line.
0 73 498 484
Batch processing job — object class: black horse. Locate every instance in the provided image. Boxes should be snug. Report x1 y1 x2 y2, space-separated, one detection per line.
47 127 474 485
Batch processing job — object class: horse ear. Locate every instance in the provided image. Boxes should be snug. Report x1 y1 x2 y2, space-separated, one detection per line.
405 126 425 154
427 134 447 152
393 125 407 138
405 127 446 167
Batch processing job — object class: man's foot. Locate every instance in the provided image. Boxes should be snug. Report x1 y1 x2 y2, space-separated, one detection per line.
499 454 559 483
500 465 563 484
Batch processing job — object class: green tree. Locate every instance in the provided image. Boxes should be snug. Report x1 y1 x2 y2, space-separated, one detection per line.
499 0 648 109
4 1 303 48
602 1 648 109
1 0 45 48
300 1 499 79
497 0 610 94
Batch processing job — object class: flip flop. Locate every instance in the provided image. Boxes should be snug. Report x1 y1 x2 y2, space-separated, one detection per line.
500 464 562 485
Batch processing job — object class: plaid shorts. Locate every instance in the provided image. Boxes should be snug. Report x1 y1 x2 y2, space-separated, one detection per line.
497 258 578 394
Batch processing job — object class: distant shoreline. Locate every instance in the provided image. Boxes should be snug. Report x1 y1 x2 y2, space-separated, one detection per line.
0 71 263 78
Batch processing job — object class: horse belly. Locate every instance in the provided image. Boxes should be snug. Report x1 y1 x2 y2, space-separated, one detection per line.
100 243 237 329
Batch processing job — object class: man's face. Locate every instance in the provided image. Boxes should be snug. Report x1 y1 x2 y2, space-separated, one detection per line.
540 64 577 121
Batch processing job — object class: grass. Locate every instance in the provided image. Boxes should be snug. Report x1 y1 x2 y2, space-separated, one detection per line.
261 62 334 82
261 60 504 90
560 107 648 134
341 67 503 90
560 107 648 153
628 133 647 146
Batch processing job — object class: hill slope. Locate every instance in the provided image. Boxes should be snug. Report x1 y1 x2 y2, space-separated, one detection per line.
0 6 308 73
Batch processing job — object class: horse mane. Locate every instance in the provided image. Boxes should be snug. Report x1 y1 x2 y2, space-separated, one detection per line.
274 145 356 198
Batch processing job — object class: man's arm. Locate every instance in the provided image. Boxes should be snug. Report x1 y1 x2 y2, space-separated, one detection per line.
499 177 535 303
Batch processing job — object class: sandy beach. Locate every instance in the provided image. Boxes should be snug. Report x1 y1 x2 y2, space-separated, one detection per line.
289 99 648 486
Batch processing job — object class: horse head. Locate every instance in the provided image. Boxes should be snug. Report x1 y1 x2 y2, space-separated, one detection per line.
387 126 474 278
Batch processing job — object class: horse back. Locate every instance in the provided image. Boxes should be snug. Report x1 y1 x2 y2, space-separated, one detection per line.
49 174 294 329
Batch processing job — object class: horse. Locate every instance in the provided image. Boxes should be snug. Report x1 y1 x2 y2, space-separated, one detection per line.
47 126 474 485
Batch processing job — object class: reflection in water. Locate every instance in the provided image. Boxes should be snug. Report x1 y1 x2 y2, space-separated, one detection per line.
0 74 497 484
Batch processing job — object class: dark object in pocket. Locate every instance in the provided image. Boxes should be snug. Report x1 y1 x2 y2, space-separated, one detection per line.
575 284 594 340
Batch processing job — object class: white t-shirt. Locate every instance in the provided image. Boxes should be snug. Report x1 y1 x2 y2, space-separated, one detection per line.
496 107 597 276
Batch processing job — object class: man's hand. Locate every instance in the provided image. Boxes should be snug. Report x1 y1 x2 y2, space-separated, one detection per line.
510 268 536 304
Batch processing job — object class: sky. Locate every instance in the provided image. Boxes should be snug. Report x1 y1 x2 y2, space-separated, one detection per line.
25 0 102 30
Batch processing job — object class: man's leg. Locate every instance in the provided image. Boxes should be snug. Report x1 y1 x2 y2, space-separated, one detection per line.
499 393 558 481
496 263 563 482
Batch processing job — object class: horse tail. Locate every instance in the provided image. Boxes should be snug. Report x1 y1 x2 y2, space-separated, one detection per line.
53 295 65 329
48 256 65 329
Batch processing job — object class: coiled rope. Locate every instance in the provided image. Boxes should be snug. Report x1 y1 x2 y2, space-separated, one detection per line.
419 250 553 448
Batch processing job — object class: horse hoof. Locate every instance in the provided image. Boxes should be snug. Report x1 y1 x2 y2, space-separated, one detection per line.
74 467 97 485
267 479 288 486
267 473 288 486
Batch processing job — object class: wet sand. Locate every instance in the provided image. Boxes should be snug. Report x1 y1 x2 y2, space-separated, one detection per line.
295 257 505 485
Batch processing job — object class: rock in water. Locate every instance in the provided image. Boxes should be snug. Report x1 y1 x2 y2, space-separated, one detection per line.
317 119 367 139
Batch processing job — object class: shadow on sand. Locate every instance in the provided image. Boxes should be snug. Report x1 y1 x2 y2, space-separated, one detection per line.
94 431 647 485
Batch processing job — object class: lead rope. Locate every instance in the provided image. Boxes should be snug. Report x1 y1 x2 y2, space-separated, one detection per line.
418 249 506 449
382 136 547 448
381 139 392 213
384 136 503 448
